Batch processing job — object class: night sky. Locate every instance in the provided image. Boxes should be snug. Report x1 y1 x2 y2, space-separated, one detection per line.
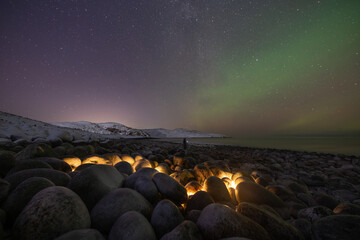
0 0 359 137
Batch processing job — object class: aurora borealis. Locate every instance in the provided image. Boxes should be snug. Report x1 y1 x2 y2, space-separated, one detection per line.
0 0 359 137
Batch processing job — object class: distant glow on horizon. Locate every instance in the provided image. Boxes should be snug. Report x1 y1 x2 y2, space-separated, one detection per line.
0 0 359 136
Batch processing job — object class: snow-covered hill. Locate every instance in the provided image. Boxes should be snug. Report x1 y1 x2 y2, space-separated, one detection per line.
52 121 149 137
0 112 144 142
0 111 225 143
143 128 225 138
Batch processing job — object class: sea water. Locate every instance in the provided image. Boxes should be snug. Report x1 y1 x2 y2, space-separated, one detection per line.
156 137 360 156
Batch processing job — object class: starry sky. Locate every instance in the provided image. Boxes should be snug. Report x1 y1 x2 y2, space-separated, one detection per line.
0 0 359 137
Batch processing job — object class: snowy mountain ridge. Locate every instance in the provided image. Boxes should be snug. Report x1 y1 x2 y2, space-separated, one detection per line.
0 111 225 141
52 121 149 137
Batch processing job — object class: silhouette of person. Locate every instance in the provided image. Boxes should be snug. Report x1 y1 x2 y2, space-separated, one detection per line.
183 138 188 150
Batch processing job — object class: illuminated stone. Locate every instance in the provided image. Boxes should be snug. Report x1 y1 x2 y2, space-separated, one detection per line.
102 153 121 165
203 176 231 203
82 155 109 165
185 181 203 197
62 157 81 170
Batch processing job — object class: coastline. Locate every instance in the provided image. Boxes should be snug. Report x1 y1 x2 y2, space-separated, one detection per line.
148 137 360 157
1 136 359 239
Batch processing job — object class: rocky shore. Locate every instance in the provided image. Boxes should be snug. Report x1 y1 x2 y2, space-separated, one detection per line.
0 135 359 240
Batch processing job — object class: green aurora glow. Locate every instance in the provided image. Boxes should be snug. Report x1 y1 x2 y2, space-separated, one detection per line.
191 0 360 136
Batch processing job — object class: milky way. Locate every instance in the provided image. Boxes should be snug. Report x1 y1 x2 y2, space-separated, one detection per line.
0 0 359 136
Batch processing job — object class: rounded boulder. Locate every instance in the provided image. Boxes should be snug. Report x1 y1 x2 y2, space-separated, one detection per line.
196 203 271 240
151 199 184 238
91 188 152 234
54 229 105 240
13 186 90 240
186 191 214 213
236 202 304 240
235 181 285 208
124 167 158 189
2 177 55 223
114 161 134 176
5 168 70 190
15 143 58 160
68 164 125 209
203 176 231 203
134 175 160 204
109 211 156 240
152 172 187 204
0 150 15 177
161 220 202 240
6 159 53 176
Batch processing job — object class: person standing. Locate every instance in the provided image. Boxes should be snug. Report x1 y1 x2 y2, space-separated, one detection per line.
183 138 188 150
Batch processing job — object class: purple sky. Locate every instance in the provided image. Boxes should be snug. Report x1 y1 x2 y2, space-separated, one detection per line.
1 0 359 136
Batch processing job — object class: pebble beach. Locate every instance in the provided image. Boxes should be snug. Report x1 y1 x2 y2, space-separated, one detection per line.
0 136 360 240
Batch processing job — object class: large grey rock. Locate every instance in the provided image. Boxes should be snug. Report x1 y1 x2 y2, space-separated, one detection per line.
185 210 202 223
91 188 152 234
13 186 90 240
0 150 15 177
66 145 93 158
161 220 203 240
109 211 156 240
203 176 231 203
30 157 72 172
196 203 271 240
0 179 10 204
114 161 133 175
313 215 360 240
2 177 55 223
134 175 160 204
151 199 184 238
4 168 70 190
235 181 285 208
6 159 53 176
186 191 214 213
68 165 125 209
15 143 58 160
236 202 304 240
152 172 187 204
54 229 105 240
124 167 158 189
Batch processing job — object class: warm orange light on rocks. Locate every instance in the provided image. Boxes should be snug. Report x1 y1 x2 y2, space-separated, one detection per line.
62 157 81 171
121 155 135 165
82 156 110 165
230 180 237 189
185 181 203 197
